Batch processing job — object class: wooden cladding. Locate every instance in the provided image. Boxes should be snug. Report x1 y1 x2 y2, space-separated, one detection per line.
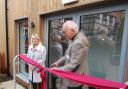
0 53 6 74
38 0 104 14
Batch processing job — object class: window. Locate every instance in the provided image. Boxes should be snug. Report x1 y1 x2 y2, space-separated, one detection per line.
45 5 128 88
80 11 125 81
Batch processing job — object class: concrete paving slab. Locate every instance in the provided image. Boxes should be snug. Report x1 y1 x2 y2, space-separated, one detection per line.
0 80 25 89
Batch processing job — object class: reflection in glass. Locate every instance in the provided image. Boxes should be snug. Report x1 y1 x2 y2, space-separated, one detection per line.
18 20 29 76
80 11 125 81
48 18 72 89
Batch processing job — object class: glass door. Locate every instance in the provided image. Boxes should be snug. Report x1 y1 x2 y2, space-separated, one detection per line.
48 17 72 89
17 20 29 76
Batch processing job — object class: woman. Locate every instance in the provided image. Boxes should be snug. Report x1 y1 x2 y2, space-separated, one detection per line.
50 35 63 89
27 33 46 89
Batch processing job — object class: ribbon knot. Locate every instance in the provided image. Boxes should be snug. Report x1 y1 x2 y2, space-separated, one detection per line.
37 67 46 79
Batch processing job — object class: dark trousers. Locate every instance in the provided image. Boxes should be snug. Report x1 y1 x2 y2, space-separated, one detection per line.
32 83 40 89
67 85 83 89
51 75 57 89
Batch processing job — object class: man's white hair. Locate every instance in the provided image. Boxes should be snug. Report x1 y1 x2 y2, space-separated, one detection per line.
99 26 108 35
62 20 79 33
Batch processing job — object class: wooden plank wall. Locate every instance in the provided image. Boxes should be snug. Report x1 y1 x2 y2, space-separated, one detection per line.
0 53 6 73
8 0 30 75
7 0 104 75
0 0 6 53
38 0 104 14
0 0 7 73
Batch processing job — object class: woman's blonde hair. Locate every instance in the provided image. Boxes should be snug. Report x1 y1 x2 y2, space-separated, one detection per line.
31 33 42 45
32 33 40 39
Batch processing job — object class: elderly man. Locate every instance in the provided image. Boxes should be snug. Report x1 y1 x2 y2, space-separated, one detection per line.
51 20 89 89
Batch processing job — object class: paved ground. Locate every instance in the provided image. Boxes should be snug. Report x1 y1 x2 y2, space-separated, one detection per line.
0 80 25 89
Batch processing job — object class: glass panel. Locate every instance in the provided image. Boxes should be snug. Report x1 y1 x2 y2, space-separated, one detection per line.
19 21 28 54
80 11 125 81
48 17 72 89
18 20 29 76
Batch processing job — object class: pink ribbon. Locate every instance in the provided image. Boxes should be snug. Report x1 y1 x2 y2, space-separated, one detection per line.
18 54 128 89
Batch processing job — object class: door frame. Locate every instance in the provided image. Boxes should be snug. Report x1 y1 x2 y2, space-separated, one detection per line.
15 19 29 76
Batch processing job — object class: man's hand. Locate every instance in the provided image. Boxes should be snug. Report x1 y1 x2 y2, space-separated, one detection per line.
51 63 58 68
51 67 58 70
